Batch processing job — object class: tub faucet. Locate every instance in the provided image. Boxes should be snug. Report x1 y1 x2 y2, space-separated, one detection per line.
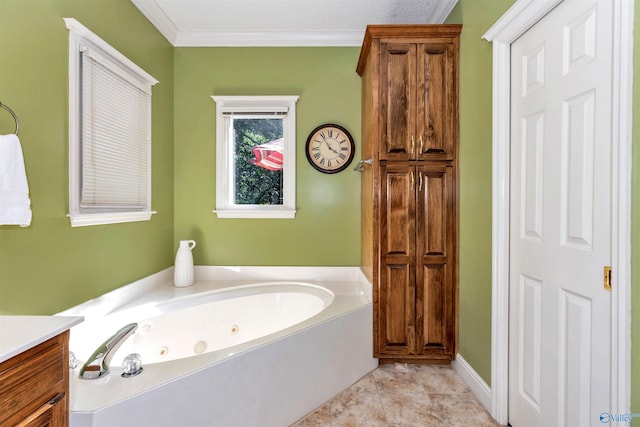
79 323 138 380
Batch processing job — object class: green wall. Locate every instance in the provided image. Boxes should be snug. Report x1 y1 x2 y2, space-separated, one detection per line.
174 47 362 266
445 0 514 386
449 0 640 420
0 0 175 314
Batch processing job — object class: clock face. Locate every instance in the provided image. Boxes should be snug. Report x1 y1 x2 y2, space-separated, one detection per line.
305 124 355 174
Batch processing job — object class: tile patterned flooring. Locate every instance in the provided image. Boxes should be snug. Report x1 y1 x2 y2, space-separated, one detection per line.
291 363 500 427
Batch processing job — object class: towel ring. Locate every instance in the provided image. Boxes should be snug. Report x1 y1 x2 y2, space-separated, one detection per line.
0 102 19 135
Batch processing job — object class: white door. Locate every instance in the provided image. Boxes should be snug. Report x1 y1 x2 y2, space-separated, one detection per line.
509 0 612 426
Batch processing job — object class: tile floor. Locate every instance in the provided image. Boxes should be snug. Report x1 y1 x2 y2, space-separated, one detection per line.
291 363 500 427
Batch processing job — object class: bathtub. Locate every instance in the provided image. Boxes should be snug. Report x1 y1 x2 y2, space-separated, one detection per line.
57 266 377 427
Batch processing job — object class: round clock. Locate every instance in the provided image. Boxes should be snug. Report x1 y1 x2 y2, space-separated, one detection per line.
305 124 355 174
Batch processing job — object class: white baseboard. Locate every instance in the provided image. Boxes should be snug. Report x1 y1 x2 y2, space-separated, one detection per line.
452 353 493 415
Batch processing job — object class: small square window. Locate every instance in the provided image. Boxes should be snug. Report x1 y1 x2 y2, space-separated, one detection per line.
212 96 299 219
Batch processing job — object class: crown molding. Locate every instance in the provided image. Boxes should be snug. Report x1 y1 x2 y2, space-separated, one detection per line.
131 0 179 45
427 0 459 24
131 0 458 47
174 30 364 47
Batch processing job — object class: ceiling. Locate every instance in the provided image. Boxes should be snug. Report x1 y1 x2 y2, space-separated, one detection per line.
130 0 459 46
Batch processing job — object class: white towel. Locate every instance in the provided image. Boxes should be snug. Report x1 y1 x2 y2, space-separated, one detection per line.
0 134 32 227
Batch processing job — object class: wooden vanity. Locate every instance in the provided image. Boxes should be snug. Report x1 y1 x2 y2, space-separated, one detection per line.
0 316 82 426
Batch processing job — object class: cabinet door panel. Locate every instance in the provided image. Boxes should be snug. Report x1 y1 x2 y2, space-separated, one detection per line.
382 165 415 257
417 166 450 256
380 43 416 160
416 165 455 358
417 43 456 160
378 164 416 355
417 264 451 352
379 264 414 354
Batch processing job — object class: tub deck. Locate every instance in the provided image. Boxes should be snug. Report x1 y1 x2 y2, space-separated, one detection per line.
58 266 377 427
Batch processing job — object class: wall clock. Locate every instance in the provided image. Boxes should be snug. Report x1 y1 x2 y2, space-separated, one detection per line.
305 123 355 174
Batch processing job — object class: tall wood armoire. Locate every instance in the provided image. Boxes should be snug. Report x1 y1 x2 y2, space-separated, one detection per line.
357 25 461 363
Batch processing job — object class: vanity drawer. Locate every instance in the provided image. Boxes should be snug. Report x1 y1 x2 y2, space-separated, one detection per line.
0 333 68 426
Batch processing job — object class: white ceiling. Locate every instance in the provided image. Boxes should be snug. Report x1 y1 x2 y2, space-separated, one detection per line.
130 0 459 46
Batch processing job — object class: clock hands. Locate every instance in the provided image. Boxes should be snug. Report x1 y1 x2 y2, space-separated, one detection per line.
326 142 339 154
320 135 339 155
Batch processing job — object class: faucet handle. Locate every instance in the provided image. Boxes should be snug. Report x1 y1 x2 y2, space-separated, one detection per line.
122 353 143 377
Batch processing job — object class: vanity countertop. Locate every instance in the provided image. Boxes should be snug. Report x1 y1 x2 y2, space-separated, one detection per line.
0 315 83 363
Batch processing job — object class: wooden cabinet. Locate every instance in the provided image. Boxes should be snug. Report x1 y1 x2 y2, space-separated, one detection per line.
0 332 70 426
379 163 455 359
379 40 458 161
357 25 460 363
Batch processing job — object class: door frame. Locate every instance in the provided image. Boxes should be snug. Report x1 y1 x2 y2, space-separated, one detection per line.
482 0 634 424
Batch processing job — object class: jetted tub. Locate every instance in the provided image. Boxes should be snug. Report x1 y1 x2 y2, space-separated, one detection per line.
58 266 377 427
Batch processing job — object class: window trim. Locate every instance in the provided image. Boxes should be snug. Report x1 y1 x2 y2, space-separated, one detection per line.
212 95 299 219
64 18 158 227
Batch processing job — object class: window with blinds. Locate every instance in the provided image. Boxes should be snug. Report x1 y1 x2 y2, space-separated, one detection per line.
65 18 158 227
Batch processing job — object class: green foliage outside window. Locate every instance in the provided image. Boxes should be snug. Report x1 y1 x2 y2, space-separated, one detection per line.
233 118 284 205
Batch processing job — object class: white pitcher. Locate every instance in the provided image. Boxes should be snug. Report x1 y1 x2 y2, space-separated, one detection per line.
174 240 196 287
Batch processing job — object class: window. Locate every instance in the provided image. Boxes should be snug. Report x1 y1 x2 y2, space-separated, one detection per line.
212 96 299 218
65 18 158 227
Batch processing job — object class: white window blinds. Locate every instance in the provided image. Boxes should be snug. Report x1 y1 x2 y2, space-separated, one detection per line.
66 18 158 226
80 49 151 211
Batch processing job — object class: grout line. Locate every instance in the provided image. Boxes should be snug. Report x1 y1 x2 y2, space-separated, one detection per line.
329 390 336 427
370 369 389 425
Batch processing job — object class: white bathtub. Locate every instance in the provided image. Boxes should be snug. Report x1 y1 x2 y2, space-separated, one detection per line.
58 266 377 427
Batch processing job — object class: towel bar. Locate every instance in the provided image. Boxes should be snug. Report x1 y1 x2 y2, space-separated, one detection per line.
0 102 19 135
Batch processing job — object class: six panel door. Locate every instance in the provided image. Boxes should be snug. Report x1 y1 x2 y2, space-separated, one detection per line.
509 0 613 424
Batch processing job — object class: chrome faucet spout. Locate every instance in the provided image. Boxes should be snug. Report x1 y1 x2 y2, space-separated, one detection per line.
79 323 138 380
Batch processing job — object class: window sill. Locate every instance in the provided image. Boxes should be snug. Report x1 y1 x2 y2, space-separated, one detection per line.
213 209 296 219
68 211 156 227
